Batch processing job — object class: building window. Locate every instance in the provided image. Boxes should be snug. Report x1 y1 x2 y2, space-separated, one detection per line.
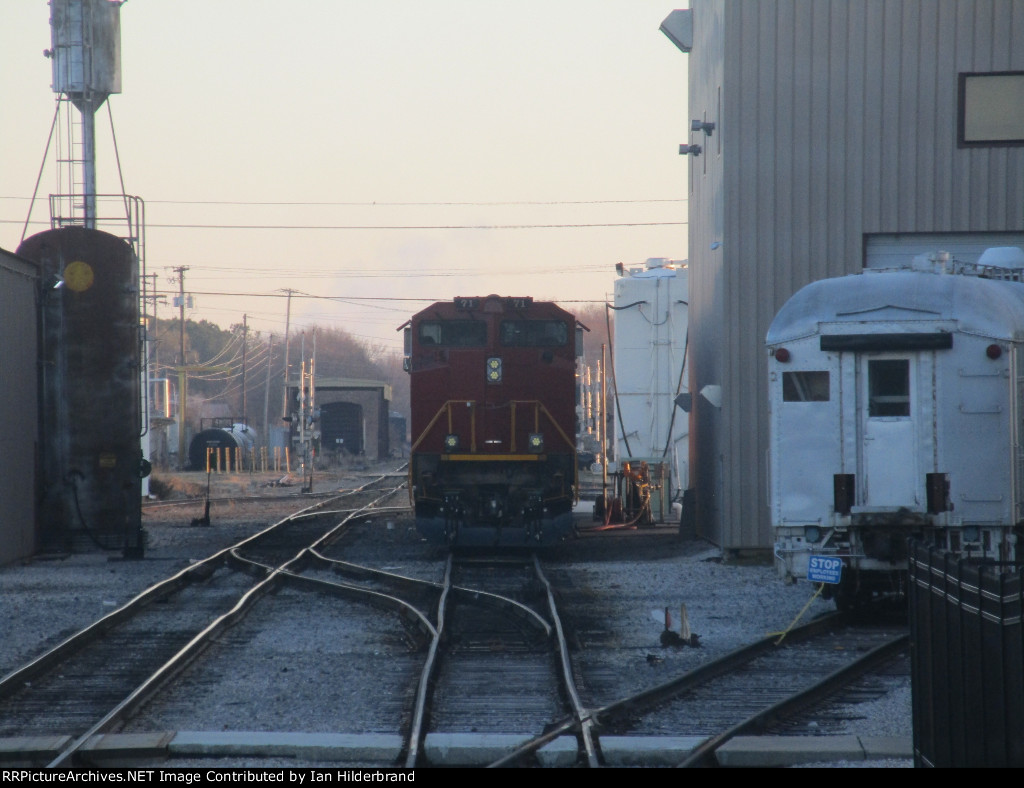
958 71 1024 147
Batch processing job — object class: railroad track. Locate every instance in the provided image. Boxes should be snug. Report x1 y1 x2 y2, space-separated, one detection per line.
3 485 907 768
490 610 909 767
394 552 598 767
0 471 408 767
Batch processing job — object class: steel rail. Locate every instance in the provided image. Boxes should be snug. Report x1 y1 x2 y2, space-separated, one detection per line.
308 549 552 637
404 555 454 768
486 610 844 767
533 554 599 767
224 551 438 643
678 630 910 767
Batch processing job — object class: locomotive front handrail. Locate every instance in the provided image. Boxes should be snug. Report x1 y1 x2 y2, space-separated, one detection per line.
410 399 575 455
410 400 476 453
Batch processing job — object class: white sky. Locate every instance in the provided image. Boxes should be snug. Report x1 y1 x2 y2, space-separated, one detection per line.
1 1 690 353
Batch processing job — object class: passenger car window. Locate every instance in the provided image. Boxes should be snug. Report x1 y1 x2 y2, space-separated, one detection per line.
868 359 910 416
782 371 830 402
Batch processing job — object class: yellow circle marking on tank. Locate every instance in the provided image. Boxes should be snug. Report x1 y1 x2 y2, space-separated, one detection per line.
63 260 95 292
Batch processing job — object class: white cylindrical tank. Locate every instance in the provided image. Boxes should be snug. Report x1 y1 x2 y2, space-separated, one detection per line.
612 258 690 508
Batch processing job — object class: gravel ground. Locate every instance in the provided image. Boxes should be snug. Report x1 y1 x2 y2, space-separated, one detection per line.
0 464 914 768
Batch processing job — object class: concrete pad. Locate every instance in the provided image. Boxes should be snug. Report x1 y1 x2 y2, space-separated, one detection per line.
535 736 579 767
0 735 73 767
170 731 404 763
423 732 533 766
599 735 705 767
860 735 912 760
716 735 865 767
81 732 176 765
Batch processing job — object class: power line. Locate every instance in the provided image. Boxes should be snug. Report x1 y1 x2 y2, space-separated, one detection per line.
149 290 611 305
0 196 687 207
141 221 687 230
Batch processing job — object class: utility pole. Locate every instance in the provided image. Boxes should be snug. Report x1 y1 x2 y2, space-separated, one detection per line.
280 289 294 420
140 273 167 424
240 314 248 424
172 266 190 469
263 334 274 445
174 267 189 367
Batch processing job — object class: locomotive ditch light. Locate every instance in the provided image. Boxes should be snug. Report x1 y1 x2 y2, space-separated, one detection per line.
444 433 460 452
804 526 821 543
528 433 545 453
486 357 503 383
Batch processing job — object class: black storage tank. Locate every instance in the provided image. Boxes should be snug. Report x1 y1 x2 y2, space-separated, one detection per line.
188 424 257 471
18 227 143 556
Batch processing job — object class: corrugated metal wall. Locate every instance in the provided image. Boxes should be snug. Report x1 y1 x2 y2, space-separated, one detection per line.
684 0 1024 552
0 250 39 566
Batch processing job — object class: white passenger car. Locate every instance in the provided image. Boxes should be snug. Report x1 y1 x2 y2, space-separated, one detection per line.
766 249 1024 608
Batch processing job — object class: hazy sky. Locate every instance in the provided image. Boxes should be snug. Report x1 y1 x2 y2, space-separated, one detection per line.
1 1 690 353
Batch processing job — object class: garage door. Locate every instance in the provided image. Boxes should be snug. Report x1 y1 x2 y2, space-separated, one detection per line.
866 233 1024 270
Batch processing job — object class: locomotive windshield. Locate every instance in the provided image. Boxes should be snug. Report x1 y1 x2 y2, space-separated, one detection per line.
418 320 487 347
499 320 568 347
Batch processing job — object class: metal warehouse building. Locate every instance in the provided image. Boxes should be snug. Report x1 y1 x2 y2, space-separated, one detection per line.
664 0 1024 555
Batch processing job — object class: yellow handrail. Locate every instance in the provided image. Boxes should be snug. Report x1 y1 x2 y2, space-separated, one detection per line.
410 399 575 454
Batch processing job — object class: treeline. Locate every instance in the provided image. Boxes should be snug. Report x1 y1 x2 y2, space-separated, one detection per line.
149 301 608 444
149 318 409 440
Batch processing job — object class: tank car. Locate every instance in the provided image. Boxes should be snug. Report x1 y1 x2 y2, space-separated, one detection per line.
767 248 1024 608
188 422 257 471
17 226 144 556
402 295 580 546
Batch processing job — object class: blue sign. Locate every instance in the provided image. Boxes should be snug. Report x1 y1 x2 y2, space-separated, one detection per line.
807 555 843 585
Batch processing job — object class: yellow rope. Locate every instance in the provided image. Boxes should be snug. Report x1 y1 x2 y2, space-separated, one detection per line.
769 583 825 646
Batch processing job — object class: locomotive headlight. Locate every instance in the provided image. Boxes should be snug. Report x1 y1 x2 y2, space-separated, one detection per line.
444 433 460 452
528 433 544 453
486 357 503 383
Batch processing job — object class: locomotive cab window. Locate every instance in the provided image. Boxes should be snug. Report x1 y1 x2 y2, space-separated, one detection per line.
868 359 910 416
500 320 568 347
418 320 487 347
782 371 830 402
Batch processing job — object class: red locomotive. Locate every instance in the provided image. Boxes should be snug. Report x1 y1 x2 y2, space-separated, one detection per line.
402 295 581 546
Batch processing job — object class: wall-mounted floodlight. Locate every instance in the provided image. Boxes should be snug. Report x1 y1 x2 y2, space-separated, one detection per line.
700 384 723 409
679 144 702 156
691 120 716 136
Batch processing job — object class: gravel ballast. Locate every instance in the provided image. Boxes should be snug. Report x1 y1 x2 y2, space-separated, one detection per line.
0 467 913 768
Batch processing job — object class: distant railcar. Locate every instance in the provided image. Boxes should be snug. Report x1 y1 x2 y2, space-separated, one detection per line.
766 249 1024 608
403 295 580 546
